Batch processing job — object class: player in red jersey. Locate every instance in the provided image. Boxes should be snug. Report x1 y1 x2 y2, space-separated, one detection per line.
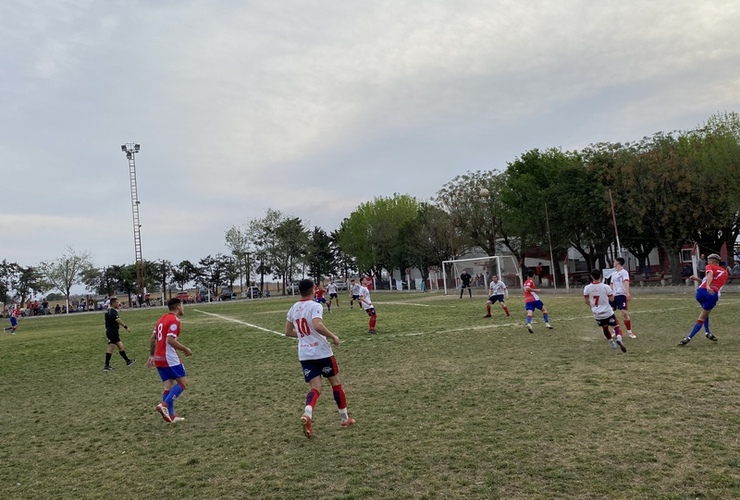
146 298 191 423
314 284 329 312
679 253 728 346
523 269 552 333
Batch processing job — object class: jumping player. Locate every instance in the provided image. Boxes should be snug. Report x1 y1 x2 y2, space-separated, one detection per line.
484 275 510 318
523 269 553 333
285 279 355 439
584 269 627 353
610 257 635 338
358 282 377 334
146 298 191 424
679 253 728 346
326 278 339 310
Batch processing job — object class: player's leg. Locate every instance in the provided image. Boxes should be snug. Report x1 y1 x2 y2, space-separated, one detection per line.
114 340 134 365
500 298 510 317
485 298 492 317
301 371 322 438
526 306 534 333
328 372 355 428
163 373 188 420
540 303 553 329
680 290 716 345
104 340 116 370
367 308 377 333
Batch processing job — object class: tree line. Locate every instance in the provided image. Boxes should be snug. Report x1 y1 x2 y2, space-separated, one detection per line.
2 112 738 305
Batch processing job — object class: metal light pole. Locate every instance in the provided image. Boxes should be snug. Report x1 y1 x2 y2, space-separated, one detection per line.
121 143 145 303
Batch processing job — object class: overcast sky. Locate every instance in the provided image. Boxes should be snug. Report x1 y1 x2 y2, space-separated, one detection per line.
2 0 739 270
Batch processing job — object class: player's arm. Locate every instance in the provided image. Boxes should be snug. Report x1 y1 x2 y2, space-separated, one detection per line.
284 320 297 338
312 317 340 346
583 294 590 306
145 330 157 367
624 278 631 300
166 335 192 356
116 317 129 331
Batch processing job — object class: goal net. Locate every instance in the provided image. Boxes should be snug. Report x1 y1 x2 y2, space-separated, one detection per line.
441 255 522 295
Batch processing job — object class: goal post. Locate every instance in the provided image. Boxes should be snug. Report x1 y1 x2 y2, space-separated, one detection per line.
441 255 522 295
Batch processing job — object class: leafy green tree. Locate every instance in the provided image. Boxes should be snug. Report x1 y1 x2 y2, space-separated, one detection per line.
225 225 253 291
404 202 454 285
338 194 419 283
14 265 47 305
435 170 503 257
0 260 20 304
247 209 283 293
39 247 94 310
172 260 198 291
330 229 356 281
273 217 310 293
306 227 335 282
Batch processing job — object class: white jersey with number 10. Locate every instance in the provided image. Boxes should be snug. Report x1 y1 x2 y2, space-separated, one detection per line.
286 298 333 361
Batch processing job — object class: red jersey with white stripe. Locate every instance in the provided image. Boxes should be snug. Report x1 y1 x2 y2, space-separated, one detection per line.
153 312 182 368
314 286 325 300
700 264 728 292
523 279 539 303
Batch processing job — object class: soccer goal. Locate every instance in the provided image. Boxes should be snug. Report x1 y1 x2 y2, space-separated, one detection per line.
441 255 522 295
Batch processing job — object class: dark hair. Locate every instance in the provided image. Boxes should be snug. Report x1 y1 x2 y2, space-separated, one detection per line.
168 298 182 310
615 257 625 266
299 279 315 297
591 269 602 280
527 270 535 278
110 297 118 304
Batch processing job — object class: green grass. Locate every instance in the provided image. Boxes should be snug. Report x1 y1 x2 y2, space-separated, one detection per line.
1 289 740 499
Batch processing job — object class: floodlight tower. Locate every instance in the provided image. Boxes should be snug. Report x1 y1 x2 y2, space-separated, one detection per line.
121 143 145 300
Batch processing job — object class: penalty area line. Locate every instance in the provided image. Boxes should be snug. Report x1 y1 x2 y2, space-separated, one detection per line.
193 309 284 336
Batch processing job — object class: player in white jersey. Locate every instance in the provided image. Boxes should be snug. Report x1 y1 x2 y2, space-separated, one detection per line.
484 275 511 318
610 257 635 338
325 278 340 310
285 279 355 439
358 285 378 334
584 269 626 353
349 279 362 309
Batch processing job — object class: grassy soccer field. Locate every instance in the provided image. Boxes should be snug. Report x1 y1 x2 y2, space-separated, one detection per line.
1 289 740 499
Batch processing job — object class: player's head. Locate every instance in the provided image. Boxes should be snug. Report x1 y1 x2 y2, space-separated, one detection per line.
168 297 184 315
329 278 334 283
591 269 602 281
527 270 535 278
491 275 498 282
299 279 315 298
110 297 120 309
350 278 355 284
707 253 721 264
614 257 625 268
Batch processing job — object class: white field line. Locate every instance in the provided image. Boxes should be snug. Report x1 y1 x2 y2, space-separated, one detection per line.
192 309 284 336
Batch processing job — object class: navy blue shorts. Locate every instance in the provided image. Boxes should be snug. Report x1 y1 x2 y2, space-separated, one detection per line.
595 315 618 328
10 317 18 327
488 294 505 304
610 295 628 310
364 307 376 317
696 288 719 311
300 356 338 382
352 295 360 300
157 364 187 381
329 293 338 298
315 297 326 303
525 300 544 311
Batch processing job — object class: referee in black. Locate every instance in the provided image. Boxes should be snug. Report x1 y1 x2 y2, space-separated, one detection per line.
103 297 135 371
